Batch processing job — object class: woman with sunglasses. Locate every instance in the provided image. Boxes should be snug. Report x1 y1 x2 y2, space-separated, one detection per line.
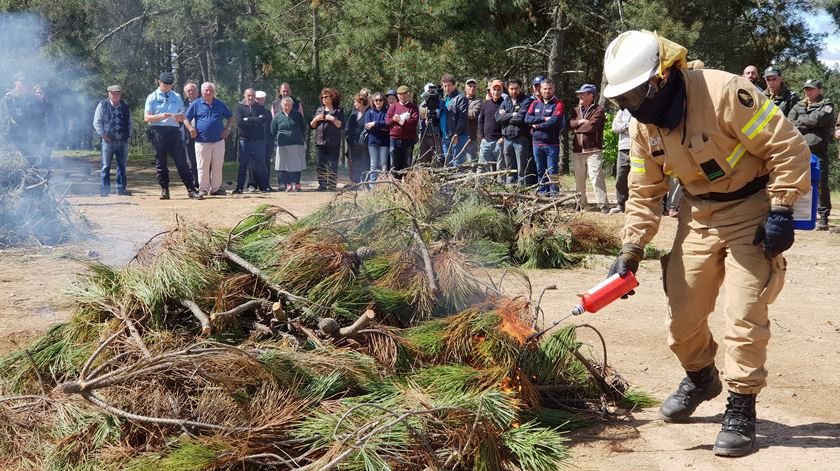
310 88 345 191
364 92 390 182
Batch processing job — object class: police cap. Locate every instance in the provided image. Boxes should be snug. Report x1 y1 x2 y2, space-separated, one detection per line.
159 72 175 84
763 66 782 78
802 79 822 89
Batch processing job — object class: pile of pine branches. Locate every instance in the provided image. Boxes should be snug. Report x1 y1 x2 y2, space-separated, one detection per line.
0 169 649 470
0 149 86 248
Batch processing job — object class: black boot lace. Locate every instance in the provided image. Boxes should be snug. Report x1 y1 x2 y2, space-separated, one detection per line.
721 394 756 436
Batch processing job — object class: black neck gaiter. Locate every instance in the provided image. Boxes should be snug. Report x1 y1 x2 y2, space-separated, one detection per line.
630 69 686 130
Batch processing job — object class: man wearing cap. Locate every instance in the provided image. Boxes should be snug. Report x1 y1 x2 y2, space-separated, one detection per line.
464 78 482 165
386 85 419 173
789 79 835 230
742 65 763 92
0 72 40 159
603 30 810 456
233 88 270 194
254 90 274 190
762 67 798 117
93 85 132 196
144 72 200 200
531 76 545 101
477 79 505 172
569 83 609 211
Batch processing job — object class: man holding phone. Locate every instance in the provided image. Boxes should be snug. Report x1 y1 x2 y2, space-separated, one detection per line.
144 72 201 200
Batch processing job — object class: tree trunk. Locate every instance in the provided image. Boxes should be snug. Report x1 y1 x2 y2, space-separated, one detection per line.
312 1 321 88
547 6 565 87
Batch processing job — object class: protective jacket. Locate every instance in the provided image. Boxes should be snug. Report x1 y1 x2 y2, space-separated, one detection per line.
764 85 798 118
788 95 835 154
623 69 811 247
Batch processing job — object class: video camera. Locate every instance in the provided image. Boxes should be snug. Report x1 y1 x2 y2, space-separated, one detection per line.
421 84 440 120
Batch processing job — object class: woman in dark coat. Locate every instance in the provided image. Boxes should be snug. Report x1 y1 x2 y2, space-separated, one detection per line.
310 87 345 191
345 94 369 184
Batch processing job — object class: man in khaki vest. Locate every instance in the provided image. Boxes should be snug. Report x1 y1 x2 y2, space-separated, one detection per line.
602 30 810 457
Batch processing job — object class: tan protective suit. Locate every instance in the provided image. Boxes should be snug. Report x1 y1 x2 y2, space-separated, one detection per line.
624 69 811 394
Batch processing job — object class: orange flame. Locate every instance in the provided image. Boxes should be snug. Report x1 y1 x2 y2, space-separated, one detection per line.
496 299 535 344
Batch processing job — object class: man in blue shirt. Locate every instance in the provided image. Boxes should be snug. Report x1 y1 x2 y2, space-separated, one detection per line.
144 72 200 200
184 82 234 197
437 74 469 166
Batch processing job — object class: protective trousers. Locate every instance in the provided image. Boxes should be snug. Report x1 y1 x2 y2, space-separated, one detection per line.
662 190 786 395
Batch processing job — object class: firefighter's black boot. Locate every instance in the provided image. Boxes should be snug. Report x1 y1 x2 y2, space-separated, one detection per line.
659 364 722 422
713 391 757 457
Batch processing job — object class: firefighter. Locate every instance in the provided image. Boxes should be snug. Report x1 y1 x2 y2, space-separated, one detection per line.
602 30 810 456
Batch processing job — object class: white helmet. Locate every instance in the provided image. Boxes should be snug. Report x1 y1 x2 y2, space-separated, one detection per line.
603 30 660 98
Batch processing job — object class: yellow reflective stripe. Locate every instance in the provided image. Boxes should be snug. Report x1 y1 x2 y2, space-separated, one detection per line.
664 169 673 176
630 157 646 173
740 100 777 139
726 143 746 168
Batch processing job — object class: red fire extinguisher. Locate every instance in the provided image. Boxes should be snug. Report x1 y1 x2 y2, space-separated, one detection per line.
571 272 639 315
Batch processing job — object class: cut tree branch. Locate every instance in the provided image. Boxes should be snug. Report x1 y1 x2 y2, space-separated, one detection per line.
180 299 212 336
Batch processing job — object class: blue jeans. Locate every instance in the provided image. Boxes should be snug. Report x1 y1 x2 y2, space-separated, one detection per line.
368 144 389 181
100 138 128 193
533 145 560 194
463 138 477 164
442 134 469 166
237 139 267 190
502 136 533 185
478 139 501 173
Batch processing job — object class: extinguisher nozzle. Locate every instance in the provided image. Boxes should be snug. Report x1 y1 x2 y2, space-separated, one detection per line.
571 304 585 316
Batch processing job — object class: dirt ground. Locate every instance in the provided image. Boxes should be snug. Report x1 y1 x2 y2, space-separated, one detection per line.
1 153 838 470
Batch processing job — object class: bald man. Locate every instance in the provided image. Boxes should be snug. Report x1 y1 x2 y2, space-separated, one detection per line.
742 65 763 92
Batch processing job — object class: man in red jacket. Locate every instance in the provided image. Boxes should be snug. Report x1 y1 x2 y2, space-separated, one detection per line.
569 83 609 212
386 85 420 173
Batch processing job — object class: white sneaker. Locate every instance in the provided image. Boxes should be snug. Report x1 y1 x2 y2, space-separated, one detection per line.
609 206 623 214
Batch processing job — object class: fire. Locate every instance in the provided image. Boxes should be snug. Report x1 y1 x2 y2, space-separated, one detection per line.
496 299 535 344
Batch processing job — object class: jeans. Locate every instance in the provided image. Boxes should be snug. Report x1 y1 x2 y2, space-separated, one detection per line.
463 138 477 164
237 139 267 191
442 134 469 166
502 136 534 185
533 145 560 195
100 138 128 193
316 145 340 189
478 139 501 173
368 144 389 181
149 126 193 191
615 149 630 210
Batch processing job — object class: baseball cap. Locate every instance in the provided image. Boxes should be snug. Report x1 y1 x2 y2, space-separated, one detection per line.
255 90 266 98
465 78 477 85
575 83 597 94
159 72 175 84
396 85 410 93
802 79 822 89
763 66 781 78
13 72 26 81
532 75 545 86
106 85 123 93
385 89 397 97
489 79 504 89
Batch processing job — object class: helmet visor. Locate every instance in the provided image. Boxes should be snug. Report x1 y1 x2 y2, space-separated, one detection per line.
608 81 658 112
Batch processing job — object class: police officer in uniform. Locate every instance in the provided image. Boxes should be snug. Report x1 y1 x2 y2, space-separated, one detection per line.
788 79 835 230
762 67 798 117
602 30 810 457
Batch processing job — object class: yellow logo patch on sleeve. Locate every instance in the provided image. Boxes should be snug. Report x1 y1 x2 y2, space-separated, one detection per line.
737 89 755 108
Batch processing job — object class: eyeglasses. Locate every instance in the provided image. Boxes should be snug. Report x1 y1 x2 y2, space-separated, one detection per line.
321 95 330 99
608 80 660 112
373 99 383 102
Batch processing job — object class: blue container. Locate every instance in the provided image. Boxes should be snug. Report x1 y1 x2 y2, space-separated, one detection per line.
793 154 819 230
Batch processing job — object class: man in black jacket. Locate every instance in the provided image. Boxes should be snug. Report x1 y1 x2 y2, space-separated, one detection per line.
234 88 271 194
496 78 535 185
763 67 798 118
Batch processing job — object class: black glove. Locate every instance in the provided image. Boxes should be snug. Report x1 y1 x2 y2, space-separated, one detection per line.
608 243 644 298
752 209 794 260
